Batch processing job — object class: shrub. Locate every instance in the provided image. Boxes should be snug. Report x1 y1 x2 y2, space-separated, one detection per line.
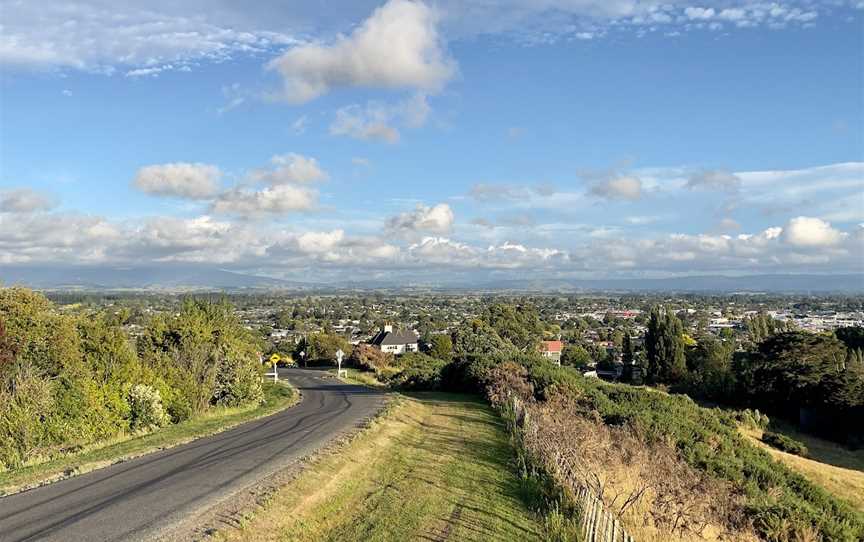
381 352 447 390
734 408 770 431
128 384 170 431
762 431 808 456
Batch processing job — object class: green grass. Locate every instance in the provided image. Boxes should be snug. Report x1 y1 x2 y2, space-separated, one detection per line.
217 393 544 542
0 381 297 496
329 367 388 388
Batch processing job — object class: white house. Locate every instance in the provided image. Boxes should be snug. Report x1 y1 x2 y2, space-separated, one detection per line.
370 325 419 355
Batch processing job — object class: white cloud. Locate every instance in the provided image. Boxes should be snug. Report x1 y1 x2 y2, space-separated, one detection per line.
0 188 57 213
296 229 345 253
684 7 715 20
782 216 843 247
386 203 454 235
686 169 741 192
267 0 455 103
133 163 222 199
211 184 317 217
0 2 297 73
330 93 431 144
248 153 328 185
589 175 642 201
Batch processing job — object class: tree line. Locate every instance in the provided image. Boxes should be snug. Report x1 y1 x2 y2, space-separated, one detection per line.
0 288 265 470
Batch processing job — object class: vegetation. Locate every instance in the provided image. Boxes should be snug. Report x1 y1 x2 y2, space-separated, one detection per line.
216 394 543 542
0 381 296 496
762 431 808 456
483 360 864 541
0 287 268 472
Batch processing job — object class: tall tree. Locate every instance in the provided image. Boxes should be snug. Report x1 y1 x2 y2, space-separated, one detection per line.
645 306 687 384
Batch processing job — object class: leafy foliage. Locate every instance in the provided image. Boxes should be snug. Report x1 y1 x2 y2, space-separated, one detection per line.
0 289 265 471
644 306 687 384
762 431 808 457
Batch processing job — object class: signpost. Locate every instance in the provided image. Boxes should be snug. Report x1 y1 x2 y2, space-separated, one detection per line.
336 348 347 378
265 353 280 382
299 350 306 367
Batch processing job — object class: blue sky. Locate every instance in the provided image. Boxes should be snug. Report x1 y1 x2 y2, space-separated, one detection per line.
0 0 862 282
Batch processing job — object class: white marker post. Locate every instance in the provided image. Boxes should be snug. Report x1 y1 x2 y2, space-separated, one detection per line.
336 349 347 378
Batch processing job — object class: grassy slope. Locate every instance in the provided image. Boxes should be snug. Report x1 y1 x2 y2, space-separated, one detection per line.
0 381 297 496
218 393 543 542
742 426 864 513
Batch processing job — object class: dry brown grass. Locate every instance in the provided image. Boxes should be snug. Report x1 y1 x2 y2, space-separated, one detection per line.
741 427 864 513
524 394 759 542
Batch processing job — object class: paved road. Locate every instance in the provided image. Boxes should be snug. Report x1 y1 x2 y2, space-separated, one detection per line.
0 369 385 542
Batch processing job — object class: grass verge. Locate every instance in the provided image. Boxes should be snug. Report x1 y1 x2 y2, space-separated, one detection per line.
328 367 387 388
216 392 543 542
0 380 298 497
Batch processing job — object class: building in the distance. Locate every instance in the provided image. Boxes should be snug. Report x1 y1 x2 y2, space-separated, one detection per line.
370 324 419 355
539 340 563 365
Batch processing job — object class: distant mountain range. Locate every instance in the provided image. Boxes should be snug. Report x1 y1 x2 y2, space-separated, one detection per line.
0 266 306 290
1 266 862 293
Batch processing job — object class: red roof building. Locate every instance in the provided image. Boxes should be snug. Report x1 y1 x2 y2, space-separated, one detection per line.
539 340 563 364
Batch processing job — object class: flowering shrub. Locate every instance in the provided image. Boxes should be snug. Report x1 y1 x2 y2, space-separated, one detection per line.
128 384 170 431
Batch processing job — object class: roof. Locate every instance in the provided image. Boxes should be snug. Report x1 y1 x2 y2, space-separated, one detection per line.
370 329 419 346
539 340 563 353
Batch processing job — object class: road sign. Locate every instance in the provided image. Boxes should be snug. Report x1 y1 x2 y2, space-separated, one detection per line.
335 349 345 377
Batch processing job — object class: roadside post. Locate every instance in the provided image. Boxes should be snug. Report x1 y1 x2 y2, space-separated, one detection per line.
336 348 347 378
265 353 280 382
299 350 306 367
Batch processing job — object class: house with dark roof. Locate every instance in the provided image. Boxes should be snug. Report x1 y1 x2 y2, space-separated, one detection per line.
370 325 419 355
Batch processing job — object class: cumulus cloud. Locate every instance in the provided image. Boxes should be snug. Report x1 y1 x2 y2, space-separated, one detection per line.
248 153 328 185
406 237 566 269
267 0 455 103
133 163 222 199
589 175 642 201
782 216 843 247
0 188 57 213
211 184 317 217
296 229 345 253
330 93 431 143
686 169 742 192
386 203 454 235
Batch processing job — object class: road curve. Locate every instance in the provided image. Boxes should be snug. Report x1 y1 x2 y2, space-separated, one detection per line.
0 368 386 542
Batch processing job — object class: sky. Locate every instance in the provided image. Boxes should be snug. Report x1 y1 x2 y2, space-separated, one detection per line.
0 0 863 284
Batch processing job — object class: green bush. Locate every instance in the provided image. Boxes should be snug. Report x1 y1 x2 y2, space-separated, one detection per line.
0 289 267 471
381 352 447 390
762 431 808 456
734 408 770 431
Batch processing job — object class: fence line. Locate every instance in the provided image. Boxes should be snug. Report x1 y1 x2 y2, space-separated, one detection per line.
510 397 635 542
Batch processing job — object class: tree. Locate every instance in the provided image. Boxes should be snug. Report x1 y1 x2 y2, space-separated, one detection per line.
743 332 853 414
482 303 542 351
426 334 453 361
622 332 634 366
745 312 795 344
685 335 735 399
349 344 393 372
561 344 592 369
645 306 687 385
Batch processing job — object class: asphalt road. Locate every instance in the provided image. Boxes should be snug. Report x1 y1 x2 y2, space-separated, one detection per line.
0 368 386 542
